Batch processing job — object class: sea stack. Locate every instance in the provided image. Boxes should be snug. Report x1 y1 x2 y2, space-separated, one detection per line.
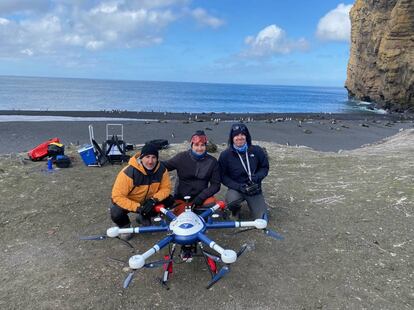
345 0 414 112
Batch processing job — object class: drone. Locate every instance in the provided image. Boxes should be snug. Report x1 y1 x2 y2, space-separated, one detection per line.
81 199 283 289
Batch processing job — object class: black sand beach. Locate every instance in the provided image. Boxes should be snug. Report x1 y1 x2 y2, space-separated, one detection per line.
0 110 413 154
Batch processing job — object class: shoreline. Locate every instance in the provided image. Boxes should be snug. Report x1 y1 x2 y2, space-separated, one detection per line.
1 110 413 154
1 109 413 121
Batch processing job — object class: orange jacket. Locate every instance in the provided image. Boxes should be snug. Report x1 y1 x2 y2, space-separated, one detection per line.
111 153 171 212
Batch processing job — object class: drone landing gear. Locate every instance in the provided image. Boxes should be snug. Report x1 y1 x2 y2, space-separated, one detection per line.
160 244 176 290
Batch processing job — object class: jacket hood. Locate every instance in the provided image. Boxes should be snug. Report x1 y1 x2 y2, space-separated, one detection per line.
227 123 252 147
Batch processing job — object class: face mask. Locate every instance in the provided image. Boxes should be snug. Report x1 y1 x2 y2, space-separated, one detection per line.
233 143 247 153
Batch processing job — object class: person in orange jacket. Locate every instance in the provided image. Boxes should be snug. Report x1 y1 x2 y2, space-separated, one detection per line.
110 143 172 235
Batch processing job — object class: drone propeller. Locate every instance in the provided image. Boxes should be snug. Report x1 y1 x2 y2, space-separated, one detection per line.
80 234 135 248
236 243 248 257
206 265 230 289
122 258 174 289
79 234 107 241
264 228 284 240
224 227 284 241
123 271 135 289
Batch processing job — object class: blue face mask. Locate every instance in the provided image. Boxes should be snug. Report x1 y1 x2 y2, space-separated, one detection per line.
191 149 207 159
233 143 247 153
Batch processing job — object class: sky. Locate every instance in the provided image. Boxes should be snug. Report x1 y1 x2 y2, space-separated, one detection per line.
0 0 354 87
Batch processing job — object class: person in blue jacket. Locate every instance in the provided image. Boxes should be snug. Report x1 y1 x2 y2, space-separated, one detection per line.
218 123 269 219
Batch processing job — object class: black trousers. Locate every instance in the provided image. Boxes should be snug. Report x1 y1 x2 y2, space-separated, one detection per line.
110 196 175 227
110 203 132 228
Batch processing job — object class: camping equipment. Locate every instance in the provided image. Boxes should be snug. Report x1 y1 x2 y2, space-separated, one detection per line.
55 155 71 168
102 124 130 164
28 137 60 161
47 142 65 158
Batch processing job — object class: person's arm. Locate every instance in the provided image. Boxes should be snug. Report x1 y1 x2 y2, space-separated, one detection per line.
111 169 140 212
252 147 269 183
196 160 221 201
162 153 181 171
219 152 244 192
153 169 172 202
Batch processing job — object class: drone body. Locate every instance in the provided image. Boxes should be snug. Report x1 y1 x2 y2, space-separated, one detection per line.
82 201 283 289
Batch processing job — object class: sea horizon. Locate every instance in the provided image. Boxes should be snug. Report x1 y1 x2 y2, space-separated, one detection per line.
0 75 380 114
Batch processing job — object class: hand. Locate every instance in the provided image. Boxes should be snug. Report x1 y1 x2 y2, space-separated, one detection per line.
243 183 260 196
140 198 157 216
192 196 204 208
238 183 249 194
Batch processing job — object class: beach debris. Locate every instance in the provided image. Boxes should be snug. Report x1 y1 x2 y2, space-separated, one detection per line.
205 127 212 131
206 141 218 153
341 125 349 129
303 129 312 134
360 123 370 128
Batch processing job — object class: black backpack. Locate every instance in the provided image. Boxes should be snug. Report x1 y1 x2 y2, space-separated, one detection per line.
145 139 169 150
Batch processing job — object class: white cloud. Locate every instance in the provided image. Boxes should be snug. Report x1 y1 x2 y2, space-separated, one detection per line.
241 24 309 59
0 0 222 58
190 8 224 29
316 3 352 42
0 0 49 14
0 18 10 25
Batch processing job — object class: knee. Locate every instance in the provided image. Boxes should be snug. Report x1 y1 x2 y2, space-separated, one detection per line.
110 204 127 221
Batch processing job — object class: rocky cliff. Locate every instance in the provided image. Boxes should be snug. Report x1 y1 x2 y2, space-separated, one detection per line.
345 0 414 112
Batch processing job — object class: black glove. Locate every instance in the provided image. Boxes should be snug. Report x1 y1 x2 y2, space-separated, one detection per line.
140 198 157 216
192 196 204 208
243 182 260 196
238 183 249 194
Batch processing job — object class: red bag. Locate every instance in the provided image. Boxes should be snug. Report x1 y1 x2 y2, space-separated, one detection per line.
28 137 60 161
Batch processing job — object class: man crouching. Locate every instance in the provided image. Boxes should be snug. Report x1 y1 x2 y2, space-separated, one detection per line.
110 143 171 240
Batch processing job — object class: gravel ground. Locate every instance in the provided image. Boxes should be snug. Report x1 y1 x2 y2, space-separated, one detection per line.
0 130 413 309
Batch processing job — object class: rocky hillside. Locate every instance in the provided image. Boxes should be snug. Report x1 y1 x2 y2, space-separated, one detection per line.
345 0 414 112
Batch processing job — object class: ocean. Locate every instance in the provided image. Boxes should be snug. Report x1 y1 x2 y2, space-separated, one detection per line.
0 75 374 114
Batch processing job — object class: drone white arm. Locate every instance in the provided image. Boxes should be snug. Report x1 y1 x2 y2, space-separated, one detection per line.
197 233 237 264
237 219 267 229
128 235 174 269
106 226 168 238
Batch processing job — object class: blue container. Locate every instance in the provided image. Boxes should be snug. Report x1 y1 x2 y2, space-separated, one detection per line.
47 158 53 170
78 145 97 166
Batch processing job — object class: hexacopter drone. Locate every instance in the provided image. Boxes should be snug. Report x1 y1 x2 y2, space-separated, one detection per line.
81 200 283 289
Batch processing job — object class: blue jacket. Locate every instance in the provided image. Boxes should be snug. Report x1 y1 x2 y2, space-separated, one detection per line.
218 145 269 193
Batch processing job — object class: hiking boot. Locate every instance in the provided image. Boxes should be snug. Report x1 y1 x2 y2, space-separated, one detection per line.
136 213 152 227
119 225 133 241
229 206 241 221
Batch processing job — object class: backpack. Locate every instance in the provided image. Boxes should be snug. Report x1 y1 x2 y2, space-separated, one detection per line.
145 139 169 150
47 142 65 158
55 155 71 168
28 137 60 161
